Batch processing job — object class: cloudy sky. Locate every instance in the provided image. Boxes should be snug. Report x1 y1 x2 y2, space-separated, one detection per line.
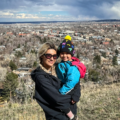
0 0 120 22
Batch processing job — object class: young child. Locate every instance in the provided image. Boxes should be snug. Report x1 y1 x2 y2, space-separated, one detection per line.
56 35 86 120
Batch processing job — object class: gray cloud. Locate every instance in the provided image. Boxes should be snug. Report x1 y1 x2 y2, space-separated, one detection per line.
0 0 27 10
0 0 120 20
54 0 120 19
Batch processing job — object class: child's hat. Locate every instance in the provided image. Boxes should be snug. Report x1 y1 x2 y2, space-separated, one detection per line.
57 35 75 56
64 35 71 40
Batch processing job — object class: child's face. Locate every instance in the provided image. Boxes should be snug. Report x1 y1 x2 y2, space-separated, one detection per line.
60 52 72 61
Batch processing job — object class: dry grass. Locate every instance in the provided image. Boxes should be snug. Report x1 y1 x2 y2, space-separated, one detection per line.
0 83 120 120
0 101 46 120
77 83 120 120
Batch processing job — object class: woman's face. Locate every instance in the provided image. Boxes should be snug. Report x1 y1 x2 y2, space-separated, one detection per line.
41 49 57 69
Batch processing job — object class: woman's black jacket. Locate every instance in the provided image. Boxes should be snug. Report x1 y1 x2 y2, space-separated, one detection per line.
31 66 80 119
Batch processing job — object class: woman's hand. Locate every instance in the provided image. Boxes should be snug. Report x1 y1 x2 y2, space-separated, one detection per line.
71 100 76 104
66 111 78 120
70 115 78 120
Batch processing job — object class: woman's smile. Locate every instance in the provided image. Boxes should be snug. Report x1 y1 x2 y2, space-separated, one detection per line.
42 49 57 70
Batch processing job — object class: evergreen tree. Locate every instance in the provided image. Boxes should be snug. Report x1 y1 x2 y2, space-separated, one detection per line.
44 37 47 42
39 37 41 41
88 69 100 82
77 53 80 58
115 49 119 56
102 52 106 58
21 81 27 104
24 44 27 49
110 39 113 43
93 55 101 64
83 36 86 39
89 37 93 41
15 51 22 58
30 49 34 54
33 61 38 68
112 56 118 66
2 72 18 101
31 49 37 55
17 44 20 48
9 60 17 71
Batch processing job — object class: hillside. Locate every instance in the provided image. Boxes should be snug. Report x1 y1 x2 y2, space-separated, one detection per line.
0 83 120 120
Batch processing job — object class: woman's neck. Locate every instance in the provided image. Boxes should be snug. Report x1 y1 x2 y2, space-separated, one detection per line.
42 64 52 71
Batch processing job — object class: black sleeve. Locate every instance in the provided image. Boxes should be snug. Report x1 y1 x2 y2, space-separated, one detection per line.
35 75 71 114
71 81 81 102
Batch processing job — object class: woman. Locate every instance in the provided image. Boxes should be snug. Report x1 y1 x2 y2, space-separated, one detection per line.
31 42 80 120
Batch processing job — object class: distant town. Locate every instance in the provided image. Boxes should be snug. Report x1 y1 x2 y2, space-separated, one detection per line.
0 21 120 104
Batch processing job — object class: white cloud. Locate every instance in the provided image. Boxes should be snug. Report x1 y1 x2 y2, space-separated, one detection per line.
111 1 120 17
0 11 14 16
0 11 40 19
16 13 40 19
48 14 53 16
77 15 98 21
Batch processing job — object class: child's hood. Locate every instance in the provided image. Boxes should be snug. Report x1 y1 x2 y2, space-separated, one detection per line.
71 56 81 64
71 56 86 78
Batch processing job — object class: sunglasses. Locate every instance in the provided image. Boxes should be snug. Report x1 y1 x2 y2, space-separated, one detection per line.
44 54 57 59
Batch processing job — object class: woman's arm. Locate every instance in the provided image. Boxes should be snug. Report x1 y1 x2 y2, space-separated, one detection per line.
35 74 71 114
71 81 81 103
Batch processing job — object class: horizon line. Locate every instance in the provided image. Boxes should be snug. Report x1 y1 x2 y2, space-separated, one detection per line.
0 19 120 23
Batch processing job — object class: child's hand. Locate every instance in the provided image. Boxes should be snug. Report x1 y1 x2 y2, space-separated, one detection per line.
71 100 76 104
